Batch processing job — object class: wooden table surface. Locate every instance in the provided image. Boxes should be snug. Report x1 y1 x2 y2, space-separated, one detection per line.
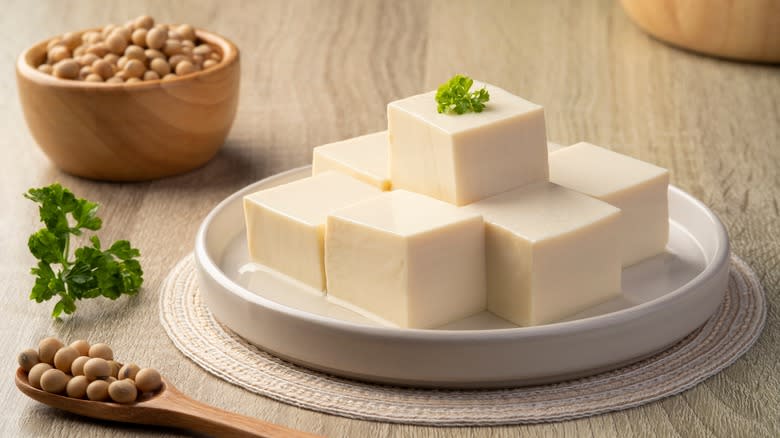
2 1 778 436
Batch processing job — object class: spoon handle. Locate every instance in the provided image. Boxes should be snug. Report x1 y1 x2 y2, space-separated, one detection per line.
145 383 321 438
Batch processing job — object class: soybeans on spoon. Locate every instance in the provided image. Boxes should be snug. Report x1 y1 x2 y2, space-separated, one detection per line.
16 368 321 438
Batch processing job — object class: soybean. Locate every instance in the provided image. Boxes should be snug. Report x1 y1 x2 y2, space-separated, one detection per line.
66 375 89 398
88 342 113 360
107 360 123 378
131 28 148 47
175 60 196 76
53 346 80 373
109 379 138 404
70 340 91 356
53 60 79 79
40 369 70 394
91 60 113 80
70 355 90 376
123 59 145 79
118 363 140 380
106 33 128 55
28 363 53 389
38 337 63 364
145 27 167 50
17 348 39 372
83 357 111 381
86 380 110 401
48 45 71 63
135 368 162 393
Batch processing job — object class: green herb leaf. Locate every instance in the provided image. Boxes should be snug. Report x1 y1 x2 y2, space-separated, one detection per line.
24 184 143 318
435 74 490 115
28 229 66 264
29 261 59 303
71 198 102 234
107 240 141 261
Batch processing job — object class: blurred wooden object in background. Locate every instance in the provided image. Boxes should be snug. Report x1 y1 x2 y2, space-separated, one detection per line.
620 0 780 63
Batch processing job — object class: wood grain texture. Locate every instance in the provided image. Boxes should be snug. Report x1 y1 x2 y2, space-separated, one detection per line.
1 0 777 437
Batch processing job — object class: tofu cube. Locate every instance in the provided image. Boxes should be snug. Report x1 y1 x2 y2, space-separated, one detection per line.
243 171 381 290
325 190 486 329
549 142 669 266
387 82 548 206
463 182 622 326
312 131 392 190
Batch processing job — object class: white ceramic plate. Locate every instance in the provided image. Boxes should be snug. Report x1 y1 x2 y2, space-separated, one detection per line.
195 166 729 388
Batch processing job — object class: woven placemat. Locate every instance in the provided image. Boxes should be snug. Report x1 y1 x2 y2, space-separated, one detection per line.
159 254 766 426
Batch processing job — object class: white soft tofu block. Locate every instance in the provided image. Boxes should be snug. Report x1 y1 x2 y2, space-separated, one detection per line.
387 82 548 206
463 182 622 326
312 131 392 190
549 142 669 267
325 190 486 329
243 171 381 290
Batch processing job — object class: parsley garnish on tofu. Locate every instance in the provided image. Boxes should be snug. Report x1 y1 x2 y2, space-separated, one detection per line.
435 74 490 115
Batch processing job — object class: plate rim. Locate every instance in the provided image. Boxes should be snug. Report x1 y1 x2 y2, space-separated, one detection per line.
195 165 730 341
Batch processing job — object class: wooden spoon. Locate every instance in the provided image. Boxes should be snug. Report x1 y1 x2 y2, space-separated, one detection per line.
15 368 321 438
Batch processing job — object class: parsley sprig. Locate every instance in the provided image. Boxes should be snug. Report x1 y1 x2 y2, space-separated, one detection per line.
435 74 490 115
24 184 143 318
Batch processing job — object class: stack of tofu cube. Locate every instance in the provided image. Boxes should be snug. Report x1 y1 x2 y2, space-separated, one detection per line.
244 81 670 329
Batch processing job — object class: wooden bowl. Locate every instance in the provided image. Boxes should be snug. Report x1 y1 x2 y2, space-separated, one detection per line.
620 0 780 63
16 29 240 181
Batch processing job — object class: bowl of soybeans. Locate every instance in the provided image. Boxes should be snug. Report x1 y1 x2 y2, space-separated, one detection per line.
16 15 240 181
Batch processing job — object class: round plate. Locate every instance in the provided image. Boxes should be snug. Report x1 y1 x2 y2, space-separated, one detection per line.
195 166 730 388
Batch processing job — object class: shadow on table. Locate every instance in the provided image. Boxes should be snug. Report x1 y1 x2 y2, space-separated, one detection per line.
21 401 205 437
41 138 265 196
